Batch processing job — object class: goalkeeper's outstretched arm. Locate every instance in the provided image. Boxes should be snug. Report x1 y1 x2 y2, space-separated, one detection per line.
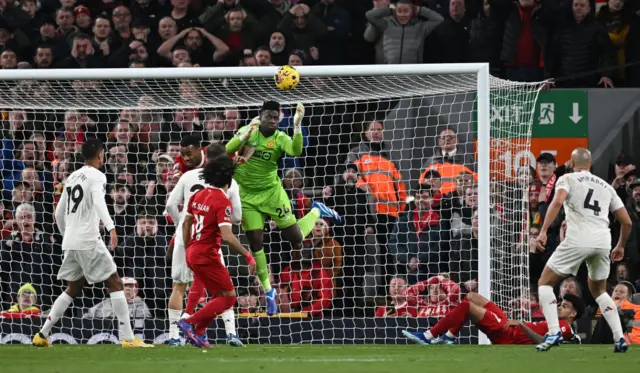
281 103 305 157
226 117 261 155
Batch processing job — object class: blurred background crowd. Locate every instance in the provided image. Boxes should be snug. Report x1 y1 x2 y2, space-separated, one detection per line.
0 0 639 344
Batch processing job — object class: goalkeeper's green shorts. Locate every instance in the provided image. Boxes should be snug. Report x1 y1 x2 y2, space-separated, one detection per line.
240 185 297 232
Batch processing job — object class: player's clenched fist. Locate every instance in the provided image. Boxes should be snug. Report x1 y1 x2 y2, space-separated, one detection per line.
293 103 304 133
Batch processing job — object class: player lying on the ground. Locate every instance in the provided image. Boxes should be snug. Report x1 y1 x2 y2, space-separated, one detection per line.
165 143 244 347
225 100 342 315
33 139 152 348
536 148 631 353
402 292 582 345
177 156 256 348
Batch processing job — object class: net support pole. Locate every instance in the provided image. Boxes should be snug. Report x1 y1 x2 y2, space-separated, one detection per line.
476 63 491 345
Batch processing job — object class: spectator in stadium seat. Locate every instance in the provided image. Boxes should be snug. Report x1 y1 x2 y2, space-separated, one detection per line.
279 249 334 317
283 168 312 220
55 33 104 68
278 2 326 53
322 162 374 307
258 0 292 38
111 5 133 47
247 46 270 67
0 200 12 239
131 0 171 30
209 7 258 65
310 218 343 280
596 0 639 86
528 179 543 226
468 0 503 73
612 180 640 271
611 153 636 203
169 0 199 31
117 209 168 297
73 5 92 35
375 277 418 317
559 276 583 299
33 45 54 68
0 283 41 319
83 277 152 319
0 203 62 310
592 282 640 344
450 209 478 287
363 0 390 64
158 26 229 66
311 0 350 65
0 48 17 68
107 183 137 240
421 127 477 189
204 111 227 142
34 16 68 59
345 119 407 291
495 0 549 82
451 184 477 239
426 0 470 63
158 16 178 43
268 30 290 66
546 0 614 88
54 7 77 41
388 184 443 277
365 0 443 64
199 0 260 33
288 48 310 66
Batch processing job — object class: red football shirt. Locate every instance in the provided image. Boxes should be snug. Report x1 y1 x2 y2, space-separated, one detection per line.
173 147 207 176
185 187 232 264
508 320 573 344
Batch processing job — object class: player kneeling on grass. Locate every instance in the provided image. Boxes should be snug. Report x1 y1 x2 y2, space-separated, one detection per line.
403 292 582 345
33 139 152 348
177 155 256 348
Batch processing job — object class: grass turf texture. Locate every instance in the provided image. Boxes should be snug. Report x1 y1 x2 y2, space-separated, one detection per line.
1 345 639 373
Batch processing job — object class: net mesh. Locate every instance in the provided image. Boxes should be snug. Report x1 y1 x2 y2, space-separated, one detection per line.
0 70 543 344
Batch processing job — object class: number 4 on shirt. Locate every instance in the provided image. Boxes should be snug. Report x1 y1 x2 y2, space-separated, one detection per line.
583 188 601 216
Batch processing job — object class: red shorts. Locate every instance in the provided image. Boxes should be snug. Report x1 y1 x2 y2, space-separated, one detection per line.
476 301 511 344
187 255 234 296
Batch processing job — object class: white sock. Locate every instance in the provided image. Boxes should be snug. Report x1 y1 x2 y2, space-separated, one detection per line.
538 285 560 335
422 330 434 340
110 291 134 341
40 292 73 337
222 308 236 336
181 312 190 319
596 293 624 341
168 309 182 339
445 331 457 339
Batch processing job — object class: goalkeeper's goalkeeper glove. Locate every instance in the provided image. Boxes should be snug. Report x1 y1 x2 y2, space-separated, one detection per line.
293 103 305 134
237 117 260 142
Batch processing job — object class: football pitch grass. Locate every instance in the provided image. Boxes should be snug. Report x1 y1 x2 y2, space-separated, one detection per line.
1 344 639 373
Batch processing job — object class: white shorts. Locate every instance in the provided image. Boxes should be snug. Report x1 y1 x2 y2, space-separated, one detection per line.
57 240 117 285
546 244 611 281
171 238 193 284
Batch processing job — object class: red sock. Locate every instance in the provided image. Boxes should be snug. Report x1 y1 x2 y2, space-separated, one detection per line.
430 300 470 337
188 295 237 335
185 279 206 315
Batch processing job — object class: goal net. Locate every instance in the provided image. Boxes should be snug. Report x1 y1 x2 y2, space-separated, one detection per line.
0 65 543 345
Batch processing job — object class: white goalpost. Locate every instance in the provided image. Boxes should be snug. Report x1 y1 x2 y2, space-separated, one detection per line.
0 64 544 345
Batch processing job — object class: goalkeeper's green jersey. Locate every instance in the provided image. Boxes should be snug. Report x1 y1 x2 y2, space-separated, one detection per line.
226 126 303 192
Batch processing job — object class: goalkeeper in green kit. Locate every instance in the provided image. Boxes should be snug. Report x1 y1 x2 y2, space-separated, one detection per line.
226 100 342 316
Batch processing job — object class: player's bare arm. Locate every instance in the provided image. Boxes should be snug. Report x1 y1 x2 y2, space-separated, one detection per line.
219 224 256 274
515 321 545 344
537 188 568 251
182 213 194 249
612 207 632 261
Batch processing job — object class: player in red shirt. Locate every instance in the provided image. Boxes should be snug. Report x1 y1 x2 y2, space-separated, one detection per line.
172 135 206 178
403 292 582 345
177 156 256 348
